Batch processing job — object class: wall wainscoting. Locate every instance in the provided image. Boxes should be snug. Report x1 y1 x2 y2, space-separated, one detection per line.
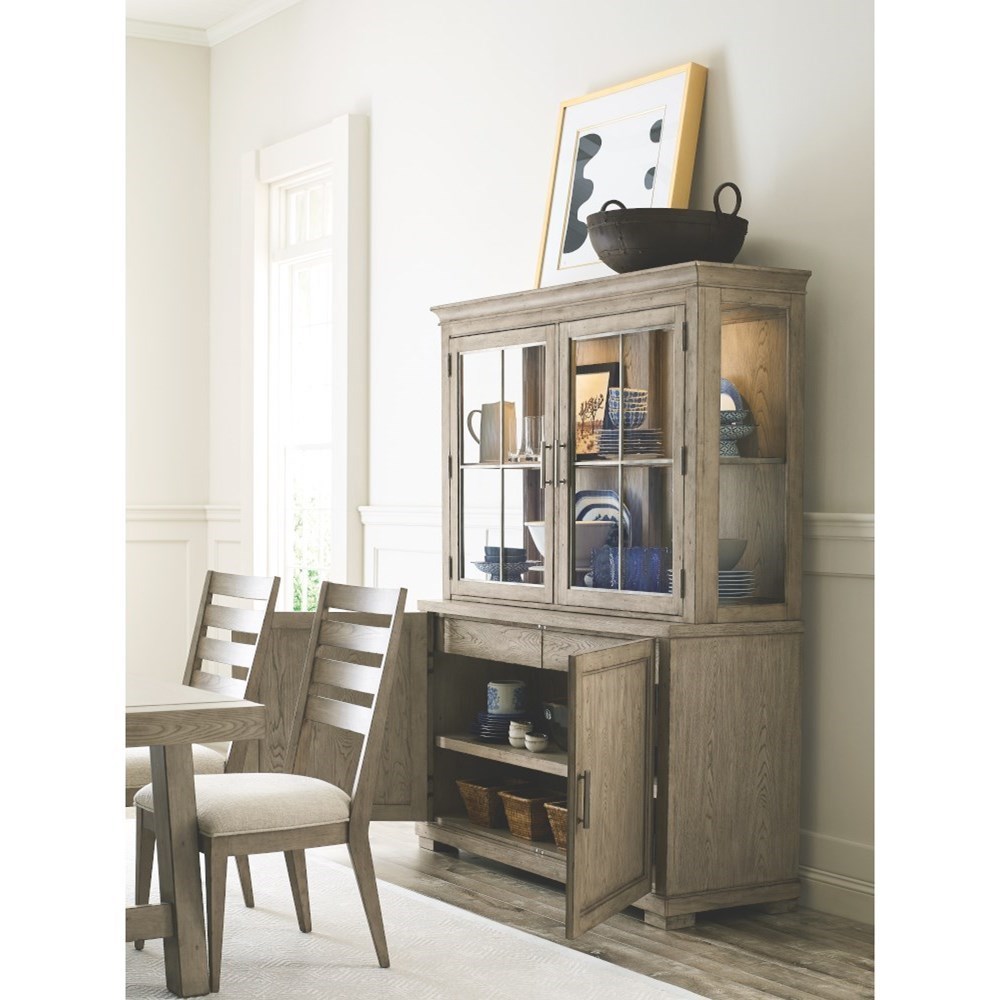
125 505 242 683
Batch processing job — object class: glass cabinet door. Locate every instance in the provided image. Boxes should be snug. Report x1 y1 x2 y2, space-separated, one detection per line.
450 327 554 602
715 302 793 618
557 308 684 614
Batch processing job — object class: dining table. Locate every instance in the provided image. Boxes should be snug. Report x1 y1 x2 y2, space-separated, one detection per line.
126 677 266 997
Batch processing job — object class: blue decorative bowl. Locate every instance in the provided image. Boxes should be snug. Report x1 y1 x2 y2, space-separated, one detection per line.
606 388 648 429
720 408 752 426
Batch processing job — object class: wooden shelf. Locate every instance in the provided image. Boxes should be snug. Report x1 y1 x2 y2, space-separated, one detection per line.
435 733 568 776
426 815 567 881
574 457 674 467
720 456 785 464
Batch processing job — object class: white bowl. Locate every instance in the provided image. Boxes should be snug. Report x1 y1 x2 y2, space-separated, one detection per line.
525 520 618 569
508 735 526 748
523 734 549 753
718 537 748 570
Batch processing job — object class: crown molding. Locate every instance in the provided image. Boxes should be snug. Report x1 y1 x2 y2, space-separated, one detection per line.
125 1 303 48
206 0 303 45
126 18 209 46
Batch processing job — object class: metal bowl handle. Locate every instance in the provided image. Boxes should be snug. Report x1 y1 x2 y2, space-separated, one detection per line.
600 199 627 212
713 182 742 217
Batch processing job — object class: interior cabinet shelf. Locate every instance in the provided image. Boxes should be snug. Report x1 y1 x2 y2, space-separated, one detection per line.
436 733 569 776
720 456 785 464
428 816 568 880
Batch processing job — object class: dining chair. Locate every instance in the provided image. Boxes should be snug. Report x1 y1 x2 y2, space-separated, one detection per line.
133 580 408 992
130 570 280 944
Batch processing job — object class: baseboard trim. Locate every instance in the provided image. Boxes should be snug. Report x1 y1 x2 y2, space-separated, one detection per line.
799 865 874 924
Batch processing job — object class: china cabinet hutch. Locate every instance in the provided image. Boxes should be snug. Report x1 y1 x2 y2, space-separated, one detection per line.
416 260 810 935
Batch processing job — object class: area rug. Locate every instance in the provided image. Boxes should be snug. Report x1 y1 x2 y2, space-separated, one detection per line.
125 818 706 1000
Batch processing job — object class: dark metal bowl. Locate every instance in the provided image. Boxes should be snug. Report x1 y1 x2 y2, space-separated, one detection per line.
586 182 748 273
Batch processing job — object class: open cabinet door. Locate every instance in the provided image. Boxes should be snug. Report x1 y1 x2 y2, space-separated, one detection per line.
264 610 428 821
566 638 654 938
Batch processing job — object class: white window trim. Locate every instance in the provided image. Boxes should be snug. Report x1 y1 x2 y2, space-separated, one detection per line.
240 115 369 586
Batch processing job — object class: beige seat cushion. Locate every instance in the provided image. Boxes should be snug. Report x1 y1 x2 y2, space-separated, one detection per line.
134 773 352 837
126 743 226 791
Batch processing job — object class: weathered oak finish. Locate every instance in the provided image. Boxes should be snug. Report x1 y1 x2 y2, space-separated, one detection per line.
277 610 428 820
422 262 809 937
135 583 408 992
125 679 266 997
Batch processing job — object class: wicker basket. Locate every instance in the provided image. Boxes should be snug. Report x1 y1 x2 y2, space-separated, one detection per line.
544 799 569 850
456 778 527 828
498 788 553 841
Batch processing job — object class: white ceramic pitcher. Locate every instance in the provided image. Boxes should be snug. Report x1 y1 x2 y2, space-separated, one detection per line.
466 401 516 463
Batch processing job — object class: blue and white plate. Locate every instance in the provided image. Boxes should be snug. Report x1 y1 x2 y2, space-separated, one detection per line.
575 489 632 542
720 378 744 411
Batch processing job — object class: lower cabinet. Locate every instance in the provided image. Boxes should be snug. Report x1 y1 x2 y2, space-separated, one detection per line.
420 603 802 935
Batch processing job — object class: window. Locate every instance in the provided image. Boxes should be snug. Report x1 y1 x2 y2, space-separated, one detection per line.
248 116 368 610
266 169 334 611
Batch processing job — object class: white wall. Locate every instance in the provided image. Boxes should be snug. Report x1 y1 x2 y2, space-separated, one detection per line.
126 0 874 920
126 38 215 680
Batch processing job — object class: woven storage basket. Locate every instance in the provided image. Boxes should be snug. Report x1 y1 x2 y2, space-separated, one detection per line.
544 799 569 850
498 788 553 841
456 778 527 828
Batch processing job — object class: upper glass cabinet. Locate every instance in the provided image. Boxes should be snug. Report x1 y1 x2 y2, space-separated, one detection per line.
436 261 809 624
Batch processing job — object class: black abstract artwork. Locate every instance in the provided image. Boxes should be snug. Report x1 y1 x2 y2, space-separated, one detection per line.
562 132 602 254
644 118 663 190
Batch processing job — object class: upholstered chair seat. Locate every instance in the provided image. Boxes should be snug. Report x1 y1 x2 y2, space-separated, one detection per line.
134 773 351 837
127 744 226 801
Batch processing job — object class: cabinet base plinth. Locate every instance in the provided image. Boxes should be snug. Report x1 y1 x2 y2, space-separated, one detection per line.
635 879 800 928
417 834 459 854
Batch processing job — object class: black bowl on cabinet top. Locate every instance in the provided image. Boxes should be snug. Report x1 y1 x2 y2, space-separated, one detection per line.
586 182 748 274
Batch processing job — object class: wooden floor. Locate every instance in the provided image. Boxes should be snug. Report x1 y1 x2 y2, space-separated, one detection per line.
316 822 874 1000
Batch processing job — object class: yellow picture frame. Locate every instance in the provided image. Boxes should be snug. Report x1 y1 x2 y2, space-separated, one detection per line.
535 63 708 289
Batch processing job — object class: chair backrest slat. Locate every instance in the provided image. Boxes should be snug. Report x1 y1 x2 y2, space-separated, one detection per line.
289 581 407 822
304 693 371 735
189 668 247 698
312 658 382 695
209 571 279 601
203 604 266 634
318 619 389 655
197 635 257 670
314 643 383 669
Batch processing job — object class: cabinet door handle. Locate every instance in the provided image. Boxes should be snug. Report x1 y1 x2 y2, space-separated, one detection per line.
577 770 591 829
558 442 568 485
541 441 552 486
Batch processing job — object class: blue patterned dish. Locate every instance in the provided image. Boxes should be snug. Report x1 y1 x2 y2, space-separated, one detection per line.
720 378 744 411
606 388 649 429
574 489 632 544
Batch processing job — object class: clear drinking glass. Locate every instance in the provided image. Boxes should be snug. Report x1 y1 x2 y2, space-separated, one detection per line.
522 416 541 461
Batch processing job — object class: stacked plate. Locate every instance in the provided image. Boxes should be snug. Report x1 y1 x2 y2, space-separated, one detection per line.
717 569 755 600
597 428 663 456
587 568 754 599
470 710 531 743
663 569 756 599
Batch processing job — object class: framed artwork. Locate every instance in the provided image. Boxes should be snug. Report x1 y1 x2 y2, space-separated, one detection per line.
535 63 708 288
574 362 620 457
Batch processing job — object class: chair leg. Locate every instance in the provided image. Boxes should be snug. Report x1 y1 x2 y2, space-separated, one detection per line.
348 833 389 968
283 850 312 933
204 843 228 994
235 855 255 908
133 806 156 951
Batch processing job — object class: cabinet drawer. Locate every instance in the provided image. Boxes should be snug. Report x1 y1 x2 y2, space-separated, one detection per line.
436 617 541 667
541 630 632 671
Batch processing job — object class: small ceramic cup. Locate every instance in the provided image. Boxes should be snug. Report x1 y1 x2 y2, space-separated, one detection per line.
508 734 526 748
487 680 527 715
524 733 549 753
508 720 532 737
